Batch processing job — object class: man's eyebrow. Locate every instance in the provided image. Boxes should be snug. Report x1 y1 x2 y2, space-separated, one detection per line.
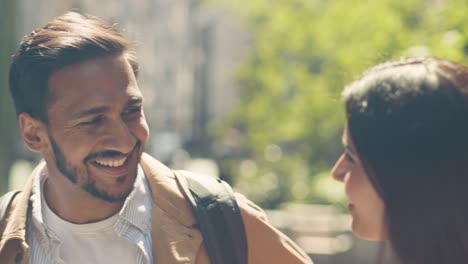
73 97 143 119
127 96 143 106
75 106 110 119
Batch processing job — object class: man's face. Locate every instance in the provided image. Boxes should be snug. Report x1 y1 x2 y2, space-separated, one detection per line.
43 54 149 202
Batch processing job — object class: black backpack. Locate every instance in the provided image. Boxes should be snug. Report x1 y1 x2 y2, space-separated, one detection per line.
174 170 248 264
0 173 248 264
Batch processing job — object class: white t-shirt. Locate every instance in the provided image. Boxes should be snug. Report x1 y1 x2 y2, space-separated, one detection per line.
42 192 137 264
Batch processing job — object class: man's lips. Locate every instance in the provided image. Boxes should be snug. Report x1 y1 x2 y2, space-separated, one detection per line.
91 155 131 176
94 156 127 167
84 142 140 163
86 142 141 177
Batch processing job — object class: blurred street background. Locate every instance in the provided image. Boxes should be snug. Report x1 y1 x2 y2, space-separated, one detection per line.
1 0 467 263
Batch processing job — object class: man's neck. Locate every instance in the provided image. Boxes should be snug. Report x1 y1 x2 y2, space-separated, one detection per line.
43 176 125 224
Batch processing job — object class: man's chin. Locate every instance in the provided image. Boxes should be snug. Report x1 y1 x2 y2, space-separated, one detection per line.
83 181 134 203
84 154 140 203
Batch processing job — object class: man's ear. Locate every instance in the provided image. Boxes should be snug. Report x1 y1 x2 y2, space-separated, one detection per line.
18 112 49 153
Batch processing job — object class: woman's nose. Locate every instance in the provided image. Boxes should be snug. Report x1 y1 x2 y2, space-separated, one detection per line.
331 154 347 182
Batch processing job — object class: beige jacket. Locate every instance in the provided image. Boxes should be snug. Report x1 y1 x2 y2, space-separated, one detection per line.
0 153 312 264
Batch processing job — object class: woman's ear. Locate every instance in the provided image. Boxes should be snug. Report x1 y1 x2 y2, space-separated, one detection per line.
18 112 49 153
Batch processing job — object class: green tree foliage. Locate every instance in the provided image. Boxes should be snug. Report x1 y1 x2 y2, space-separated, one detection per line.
212 0 468 208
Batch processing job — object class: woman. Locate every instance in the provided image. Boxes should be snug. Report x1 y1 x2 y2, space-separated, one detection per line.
332 57 468 264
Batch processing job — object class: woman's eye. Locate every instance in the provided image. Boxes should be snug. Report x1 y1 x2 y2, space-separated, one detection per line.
345 152 355 164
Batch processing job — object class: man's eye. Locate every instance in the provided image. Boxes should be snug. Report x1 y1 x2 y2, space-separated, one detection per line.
81 116 103 125
123 107 142 116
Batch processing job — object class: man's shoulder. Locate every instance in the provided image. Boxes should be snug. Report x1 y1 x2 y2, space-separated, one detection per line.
233 192 269 222
234 193 313 263
140 153 312 263
0 191 21 237
140 153 198 226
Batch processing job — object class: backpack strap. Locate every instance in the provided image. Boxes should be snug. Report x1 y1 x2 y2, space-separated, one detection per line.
174 170 248 264
0 190 21 229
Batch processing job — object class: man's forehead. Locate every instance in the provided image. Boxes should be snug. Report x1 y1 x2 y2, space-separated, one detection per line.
53 55 131 78
48 55 135 90
46 54 141 113
72 59 105 76
47 87 142 110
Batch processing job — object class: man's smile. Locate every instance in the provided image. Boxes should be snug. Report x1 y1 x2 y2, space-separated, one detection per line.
94 156 128 167
87 143 140 178
91 155 131 176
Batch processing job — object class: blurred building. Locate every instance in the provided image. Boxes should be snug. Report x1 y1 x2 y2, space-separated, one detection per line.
14 0 248 159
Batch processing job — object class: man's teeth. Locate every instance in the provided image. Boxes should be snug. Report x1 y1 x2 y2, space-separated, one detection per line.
95 157 127 167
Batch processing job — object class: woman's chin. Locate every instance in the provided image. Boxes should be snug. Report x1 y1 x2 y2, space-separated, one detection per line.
352 221 387 241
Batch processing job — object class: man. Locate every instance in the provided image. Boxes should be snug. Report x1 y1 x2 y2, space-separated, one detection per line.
0 11 312 264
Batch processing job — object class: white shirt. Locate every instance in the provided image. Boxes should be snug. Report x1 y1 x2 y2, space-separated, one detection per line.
27 164 153 264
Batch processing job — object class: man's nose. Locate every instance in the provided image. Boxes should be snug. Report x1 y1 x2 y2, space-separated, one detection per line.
101 119 137 154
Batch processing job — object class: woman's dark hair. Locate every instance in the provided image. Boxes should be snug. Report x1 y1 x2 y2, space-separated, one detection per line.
343 57 468 264
9 11 139 122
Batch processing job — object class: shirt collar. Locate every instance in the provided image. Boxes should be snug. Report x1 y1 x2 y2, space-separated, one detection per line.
116 165 152 233
29 164 51 246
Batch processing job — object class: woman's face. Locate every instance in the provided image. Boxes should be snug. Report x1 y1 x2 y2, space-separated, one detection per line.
332 126 387 241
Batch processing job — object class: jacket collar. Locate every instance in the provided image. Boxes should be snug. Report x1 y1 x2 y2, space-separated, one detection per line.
0 161 42 264
140 153 204 264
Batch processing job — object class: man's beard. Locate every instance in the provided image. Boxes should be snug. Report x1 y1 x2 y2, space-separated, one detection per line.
49 135 140 203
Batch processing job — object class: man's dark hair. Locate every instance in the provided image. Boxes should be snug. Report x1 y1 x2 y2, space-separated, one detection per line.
9 11 139 122
343 57 468 264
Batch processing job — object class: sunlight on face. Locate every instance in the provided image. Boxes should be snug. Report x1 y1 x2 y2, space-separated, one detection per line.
331 126 387 241
44 55 149 202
